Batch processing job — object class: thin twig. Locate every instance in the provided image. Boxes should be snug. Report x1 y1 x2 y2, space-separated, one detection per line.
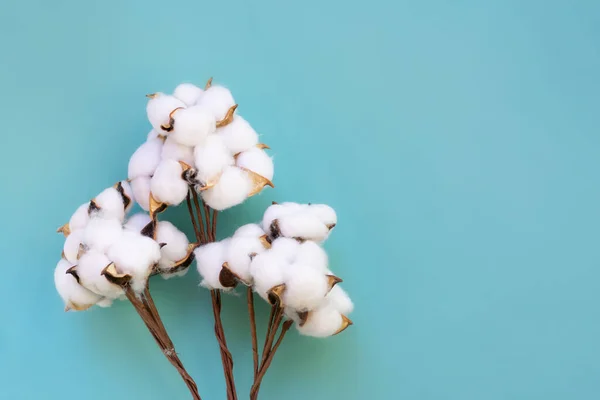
247 287 259 380
191 190 207 244
211 290 237 400
212 210 218 241
260 305 282 370
186 191 201 241
203 202 213 242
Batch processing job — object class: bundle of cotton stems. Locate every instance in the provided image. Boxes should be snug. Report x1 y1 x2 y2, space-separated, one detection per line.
195 201 353 399
131 78 275 399
55 182 201 399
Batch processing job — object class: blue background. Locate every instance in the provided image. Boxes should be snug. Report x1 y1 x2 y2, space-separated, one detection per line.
1 0 599 399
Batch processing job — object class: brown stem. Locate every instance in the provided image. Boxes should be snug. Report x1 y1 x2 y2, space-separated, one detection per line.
211 290 237 400
212 210 219 240
260 305 282 369
250 320 293 400
203 202 213 242
186 191 201 242
191 190 207 244
247 287 259 379
125 287 202 400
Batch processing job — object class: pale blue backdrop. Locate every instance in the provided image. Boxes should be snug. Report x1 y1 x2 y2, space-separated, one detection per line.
0 0 599 399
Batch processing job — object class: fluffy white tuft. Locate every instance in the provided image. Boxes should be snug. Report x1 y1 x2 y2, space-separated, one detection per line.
282 263 329 311
156 220 189 269
269 237 300 262
261 203 306 233
325 285 354 315
193 134 234 183
234 223 265 238
128 137 163 180
147 129 160 140
150 159 188 205
94 187 126 222
107 231 161 293
277 214 329 241
161 135 195 165
82 218 123 253
201 166 251 211
131 176 151 211
218 116 259 154
69 203 91 232
96 298 113 308
146 93 185 132
124 213 152 232
63 229 85 265
236 147 274 181
195 85 235 120
171 106 216 147
194 239 231 290
296 304 343 338
249 251 288 302
307 204 337 227
173 83 204 107
161 268 190 280
77 249 124 298
295 241 328 271
225 236 266 284
54 259 102 309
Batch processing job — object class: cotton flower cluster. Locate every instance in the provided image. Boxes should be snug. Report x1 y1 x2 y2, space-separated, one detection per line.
195 202 353 337
128 80 274 214
54 182 194 311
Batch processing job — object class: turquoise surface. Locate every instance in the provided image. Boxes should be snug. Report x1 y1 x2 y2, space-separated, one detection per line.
1 0 599 399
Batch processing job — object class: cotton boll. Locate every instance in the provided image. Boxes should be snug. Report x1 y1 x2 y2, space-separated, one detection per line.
218 116 259 154
296 304 344 338
131 176 151 211
276 214 329 242
295 241 328 271
94 187 126 222
161 135 195 165
147 129 160 140
250 251 288 302
193 134 234 183
234 224 265 238
171 106 216 147
150 159 188 205
282 263 329 311
201 166 251 211
69 203 91 231
118 180 135 213
225 236 266 284
77 250 124 298
196 85 235 120
54 259 102 310
325 285 354 315
127 137 163 180
173 83 204 107
156 220 189 266
96 298 113 308
195 239 231 290
269 237 300 263
82 218 123 253
124 213 152 232
307 204 337 228
236 147 274 181
63 229 85 264
261 203 306 233
107 231 161 292
146 93 185 132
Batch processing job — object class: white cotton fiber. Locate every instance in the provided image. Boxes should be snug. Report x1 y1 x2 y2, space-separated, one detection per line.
131 176 151 211
107 231 161 293
282 263 329 311
218 116 259 154
249 251 288 302
236 147 274 181
325 285 354 315
171 106 216 147
173 83 204 107
127 137 163 180
261 203 306 233
82 218 123 253
307 204 337 228
194 239 231 290
69 203 91 232
96 298 113 308
161 135 194 165
161 268 190 280
147 129 160 140
277 214 329 241
156 220 189 268
295 241 328 271
94 187 126 222
63 229 84 264
225 236 266 284
193 134 234 183
195 85 235 120
146 93 185 132
269 237 300 262
234 223 265 238
119 180 135 213
296 304 343 338
77 249 124 298
201 166 252 211
124 213 152 232
54 259 102 310
150 159 188 205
